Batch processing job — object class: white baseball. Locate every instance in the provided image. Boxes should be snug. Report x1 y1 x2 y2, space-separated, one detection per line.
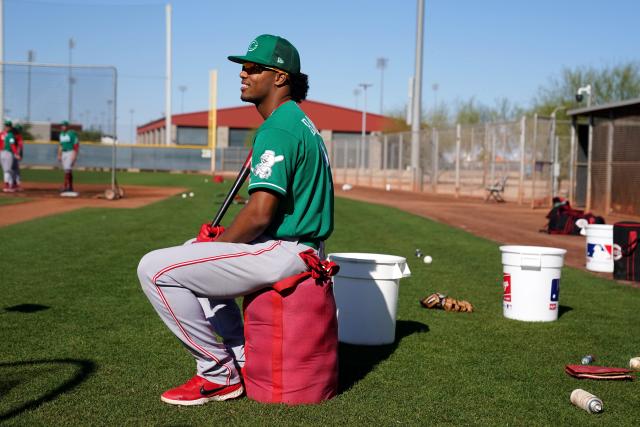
189 192 194 197
423 255 433 264
630 357 640 370
181 193 187 198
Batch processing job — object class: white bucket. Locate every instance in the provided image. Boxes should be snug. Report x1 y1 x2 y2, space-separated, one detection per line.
327 253 411 345
499 245 567 322
585 224 614 272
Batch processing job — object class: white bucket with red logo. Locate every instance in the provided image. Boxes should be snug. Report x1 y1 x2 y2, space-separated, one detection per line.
585 224 614 273
500 245 567 322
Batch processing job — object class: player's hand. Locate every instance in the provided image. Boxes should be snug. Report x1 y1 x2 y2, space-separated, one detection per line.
195 224 225 242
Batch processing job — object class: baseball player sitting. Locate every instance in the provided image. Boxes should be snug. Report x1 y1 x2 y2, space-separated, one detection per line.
137 34 334 406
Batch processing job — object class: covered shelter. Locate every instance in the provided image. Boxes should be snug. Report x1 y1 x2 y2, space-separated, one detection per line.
567 98 640 216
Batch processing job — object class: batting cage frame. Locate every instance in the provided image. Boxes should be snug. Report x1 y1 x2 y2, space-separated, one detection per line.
0 61 123 199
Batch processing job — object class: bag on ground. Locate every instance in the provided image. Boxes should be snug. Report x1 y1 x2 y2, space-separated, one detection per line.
613 222 640 282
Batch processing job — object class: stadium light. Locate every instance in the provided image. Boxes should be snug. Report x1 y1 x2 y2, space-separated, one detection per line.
376 57 388 114
179 85 187 113
358 83 372 169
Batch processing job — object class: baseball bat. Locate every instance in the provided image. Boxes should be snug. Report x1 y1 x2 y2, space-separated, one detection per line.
210 149 253 227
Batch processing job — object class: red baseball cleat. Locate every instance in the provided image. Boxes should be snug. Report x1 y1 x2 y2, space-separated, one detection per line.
160 375 243 406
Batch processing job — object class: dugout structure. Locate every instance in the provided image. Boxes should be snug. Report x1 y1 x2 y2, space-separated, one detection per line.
568 98 640 216
0 61 122 199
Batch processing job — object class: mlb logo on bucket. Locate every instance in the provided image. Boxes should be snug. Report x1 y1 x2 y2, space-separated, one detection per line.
549 278 560 310
587 243 612 260
503 273 511 302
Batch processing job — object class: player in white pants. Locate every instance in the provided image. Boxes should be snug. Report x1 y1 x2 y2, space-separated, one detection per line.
137 34 334 406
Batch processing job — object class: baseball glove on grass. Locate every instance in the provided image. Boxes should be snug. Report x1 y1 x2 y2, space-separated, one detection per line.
420 293 474 313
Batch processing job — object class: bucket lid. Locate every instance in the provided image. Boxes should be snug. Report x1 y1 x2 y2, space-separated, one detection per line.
585 224 612 231
499 245 567 256
327 252 411 279
327 252 407 265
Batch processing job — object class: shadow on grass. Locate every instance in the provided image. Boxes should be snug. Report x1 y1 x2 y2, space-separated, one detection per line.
4 304 50 313
558 305 573 318
338 320 429 393
0 358 97 422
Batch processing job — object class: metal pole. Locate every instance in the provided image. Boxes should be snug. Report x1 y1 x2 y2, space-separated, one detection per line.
129 109 134 143
530 114 538 208
111 67 118 194
431 127 438 192
411 0 425 191
605 116 614 214
586 116 593 212
359 83 372 169
68 38 74 122
455 123 461 198
569 118 576 202
518 115 526 204
26 50 34 122
376 57 388 114
165 3 172 145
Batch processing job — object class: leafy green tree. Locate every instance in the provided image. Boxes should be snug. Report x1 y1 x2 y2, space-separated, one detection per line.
532 61 640 118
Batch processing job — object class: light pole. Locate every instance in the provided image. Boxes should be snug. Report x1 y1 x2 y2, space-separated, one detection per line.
431 83 438 112
68 38 75 122
353 88 361 110
358 83 372 169
129 108 135 143
178 85 187 113
550 106 566 197
411 0 425 191
376 57 388 115
27 50 34 123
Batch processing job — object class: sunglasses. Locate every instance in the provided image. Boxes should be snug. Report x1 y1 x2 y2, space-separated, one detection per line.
242 62 288 76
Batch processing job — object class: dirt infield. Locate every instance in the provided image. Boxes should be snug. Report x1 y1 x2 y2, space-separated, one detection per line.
336 185 639 282
0 182 185 227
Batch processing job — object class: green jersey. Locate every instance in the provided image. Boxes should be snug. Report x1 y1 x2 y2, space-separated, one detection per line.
248 101 334 246
59 130 78 152
2 131 16 152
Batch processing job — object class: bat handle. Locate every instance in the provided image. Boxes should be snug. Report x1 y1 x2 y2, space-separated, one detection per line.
210 150 253 227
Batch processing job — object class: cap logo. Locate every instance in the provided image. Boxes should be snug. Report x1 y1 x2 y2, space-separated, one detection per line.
277 57 284 64
248 40 258 52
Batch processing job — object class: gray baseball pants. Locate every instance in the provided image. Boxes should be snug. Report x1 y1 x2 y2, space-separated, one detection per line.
1 151 14 184
137 236 313 386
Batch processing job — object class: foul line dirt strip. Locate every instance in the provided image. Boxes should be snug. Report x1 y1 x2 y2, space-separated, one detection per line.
335 185 640 280
0 183 186 227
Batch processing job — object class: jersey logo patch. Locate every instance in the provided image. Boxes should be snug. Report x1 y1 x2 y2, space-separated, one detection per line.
253 150 284 179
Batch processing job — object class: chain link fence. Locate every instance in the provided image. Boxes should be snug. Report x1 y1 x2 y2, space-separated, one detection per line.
589 116 640 216
331 115 573 207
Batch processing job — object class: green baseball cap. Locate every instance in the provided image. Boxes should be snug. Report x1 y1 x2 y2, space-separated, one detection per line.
228 34 300 75
62 120 69 126
4 119 12 126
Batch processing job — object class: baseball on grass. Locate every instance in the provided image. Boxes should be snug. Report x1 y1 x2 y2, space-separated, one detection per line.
630 357 640 370
189 192 195 197
423 255 433 264
181 193 187 198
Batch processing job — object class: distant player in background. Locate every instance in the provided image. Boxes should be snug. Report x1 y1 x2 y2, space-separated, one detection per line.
11 123 24 191
57 120 79 193
1 120 20 193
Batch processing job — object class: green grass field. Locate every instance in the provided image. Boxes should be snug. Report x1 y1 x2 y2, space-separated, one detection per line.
1 170 638 425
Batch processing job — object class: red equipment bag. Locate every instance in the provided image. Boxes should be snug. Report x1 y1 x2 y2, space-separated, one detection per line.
613 222 640 282
242 250 339 405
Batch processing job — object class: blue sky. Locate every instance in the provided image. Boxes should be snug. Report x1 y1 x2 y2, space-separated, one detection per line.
4 0 639 142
